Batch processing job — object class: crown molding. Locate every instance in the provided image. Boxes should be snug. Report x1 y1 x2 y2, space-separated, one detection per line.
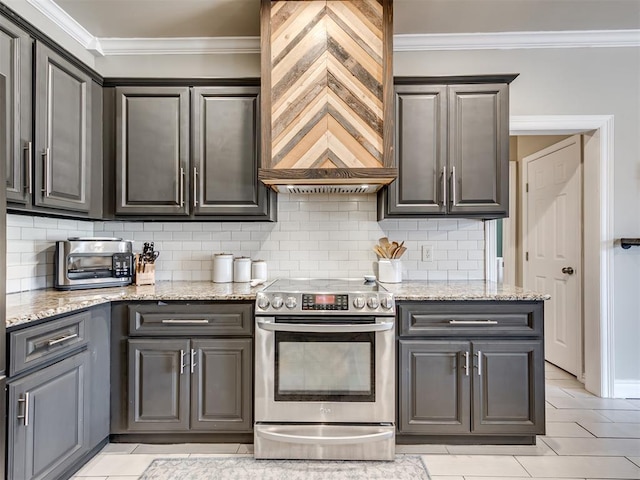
19 1 640 57
98 36 260 55
394 30 640 51
26 0 103 55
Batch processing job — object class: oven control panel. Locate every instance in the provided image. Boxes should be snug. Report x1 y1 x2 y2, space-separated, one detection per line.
302 294 348 311
255 292 395 315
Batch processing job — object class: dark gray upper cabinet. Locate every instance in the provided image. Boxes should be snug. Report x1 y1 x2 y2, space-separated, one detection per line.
109 83 275 221
448 84 509 216
380 75 516 220
34 41 92 212
0 16 33 205
115 87 190 216
8 351 90 480
192 86 271 218
386 85 447 216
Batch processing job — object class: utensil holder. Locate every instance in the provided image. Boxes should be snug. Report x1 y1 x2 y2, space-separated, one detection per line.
134 254 156 286
378 259 402 283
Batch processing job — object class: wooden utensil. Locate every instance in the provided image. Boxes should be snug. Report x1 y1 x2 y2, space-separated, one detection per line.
394 246 407 258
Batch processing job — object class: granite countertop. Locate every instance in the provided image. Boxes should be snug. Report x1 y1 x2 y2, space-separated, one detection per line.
6 280 549 329
381 280 550 301
6 281 272 328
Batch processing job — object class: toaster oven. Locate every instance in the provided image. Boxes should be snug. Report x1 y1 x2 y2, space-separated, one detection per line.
55 237 134 290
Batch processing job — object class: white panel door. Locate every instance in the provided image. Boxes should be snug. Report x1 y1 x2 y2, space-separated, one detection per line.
524 135 582 375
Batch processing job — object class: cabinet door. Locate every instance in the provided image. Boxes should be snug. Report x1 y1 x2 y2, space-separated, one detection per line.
127 338 190 432
398 340 470 434
192 86 272 218
0 17 33 205
115 87 190 215
472 341 545 435
190 338 252 432
34 42 92 212
448 84 509 216
386 85 447 216
8 352 90 480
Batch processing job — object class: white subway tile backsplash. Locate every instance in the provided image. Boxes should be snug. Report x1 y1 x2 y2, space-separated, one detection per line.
7 196 486 291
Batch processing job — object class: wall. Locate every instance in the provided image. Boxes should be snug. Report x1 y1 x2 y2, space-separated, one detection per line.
94 194 485 282
6 214 94 293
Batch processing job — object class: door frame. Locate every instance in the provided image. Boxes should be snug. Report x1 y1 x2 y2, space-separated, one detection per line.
486 115 614 398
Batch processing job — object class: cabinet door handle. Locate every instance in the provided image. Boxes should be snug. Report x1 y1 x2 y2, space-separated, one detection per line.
190 348 197 374
451 165 457 206
180 349 187 374
449 320 498 325
441 165 447 206
23 142 32 194
193 167 199 207
47 333 79 347
41 148 51 196
476 350 482 376
179 167 185 207
161 319 209 325
464 351 470 376
17 393 30 426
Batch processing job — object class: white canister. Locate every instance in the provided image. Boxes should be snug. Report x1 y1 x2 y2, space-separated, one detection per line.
233 257 252 283
251 260 268 281
212 253 233 283
378 259 402 283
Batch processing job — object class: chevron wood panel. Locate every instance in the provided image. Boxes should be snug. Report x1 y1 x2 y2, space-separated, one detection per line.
260 0 395 184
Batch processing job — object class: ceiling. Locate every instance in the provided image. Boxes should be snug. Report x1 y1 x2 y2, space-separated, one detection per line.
54 0 640 38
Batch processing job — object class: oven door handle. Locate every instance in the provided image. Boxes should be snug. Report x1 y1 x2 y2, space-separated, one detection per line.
256 428 394 445
256 319 394 333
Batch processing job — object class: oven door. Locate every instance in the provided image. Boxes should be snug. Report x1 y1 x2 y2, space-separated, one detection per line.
255 316 395 423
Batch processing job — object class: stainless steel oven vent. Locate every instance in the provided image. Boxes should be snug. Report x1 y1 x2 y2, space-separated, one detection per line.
278 185 381 194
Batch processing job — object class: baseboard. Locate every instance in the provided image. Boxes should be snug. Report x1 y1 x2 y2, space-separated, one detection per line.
614 380 640 399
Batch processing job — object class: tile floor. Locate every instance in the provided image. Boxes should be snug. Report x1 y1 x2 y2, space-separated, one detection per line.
72 363 640 479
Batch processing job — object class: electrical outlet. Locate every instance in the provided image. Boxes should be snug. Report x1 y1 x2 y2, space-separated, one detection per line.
421 243 435 262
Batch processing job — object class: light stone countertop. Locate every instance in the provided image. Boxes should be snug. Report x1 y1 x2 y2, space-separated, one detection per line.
6 280 549 329
6 281 273 329
381 280 550 301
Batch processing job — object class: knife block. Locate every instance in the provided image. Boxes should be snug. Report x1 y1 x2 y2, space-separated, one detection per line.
134 254 156 286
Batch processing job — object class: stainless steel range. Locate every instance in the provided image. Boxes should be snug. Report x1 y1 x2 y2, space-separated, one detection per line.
254 279 396 461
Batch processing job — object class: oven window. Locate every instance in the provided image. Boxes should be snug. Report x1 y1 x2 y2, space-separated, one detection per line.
275 332 375 402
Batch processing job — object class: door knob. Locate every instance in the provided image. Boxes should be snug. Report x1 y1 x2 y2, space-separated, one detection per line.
562 267 575 275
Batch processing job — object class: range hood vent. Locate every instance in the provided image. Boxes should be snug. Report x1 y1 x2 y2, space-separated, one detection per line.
276 184 381 195
259 0 395 190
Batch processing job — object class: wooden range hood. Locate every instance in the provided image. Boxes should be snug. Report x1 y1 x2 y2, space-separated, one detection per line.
259 0 396 193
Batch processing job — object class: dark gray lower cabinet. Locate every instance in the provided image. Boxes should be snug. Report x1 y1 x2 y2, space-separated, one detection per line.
7 306 110 480
399 339 543 437
127 338 190 431
398 301 545 442
127 337 252 433
399 341 470 435
8 351 90 480
191 339 252 432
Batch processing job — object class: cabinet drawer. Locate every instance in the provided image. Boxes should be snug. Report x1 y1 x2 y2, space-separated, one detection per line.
9 311 89 376
128 303 253 336
399 302 543 337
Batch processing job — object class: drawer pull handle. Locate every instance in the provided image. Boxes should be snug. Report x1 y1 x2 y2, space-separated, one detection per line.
161 319 210 325
17 393 30 426
48 333 79 346
448 320 498 325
